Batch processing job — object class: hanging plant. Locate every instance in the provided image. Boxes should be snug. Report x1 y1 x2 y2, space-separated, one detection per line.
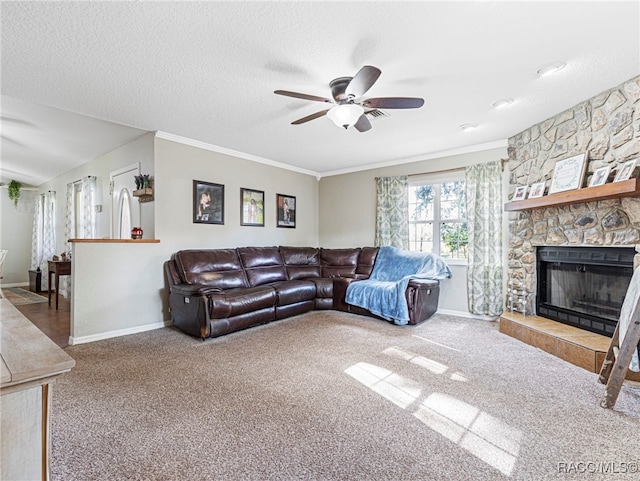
7 180 21 207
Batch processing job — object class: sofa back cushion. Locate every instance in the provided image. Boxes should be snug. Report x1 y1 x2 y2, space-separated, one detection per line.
238 247 288 286
320 248 360 277
175 249 248 289
357 247 379 276
280 246 321 280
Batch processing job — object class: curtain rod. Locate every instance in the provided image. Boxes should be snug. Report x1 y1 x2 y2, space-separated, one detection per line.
70 175 96 184
407 158 510 177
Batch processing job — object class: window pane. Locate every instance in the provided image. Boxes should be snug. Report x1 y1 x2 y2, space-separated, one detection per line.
409 222 433 252
441 222 468 260
409 178 466 260
440 181 466 220
409 185 434 221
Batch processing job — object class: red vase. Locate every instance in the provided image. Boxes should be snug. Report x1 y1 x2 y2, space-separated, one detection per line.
131 227 143 239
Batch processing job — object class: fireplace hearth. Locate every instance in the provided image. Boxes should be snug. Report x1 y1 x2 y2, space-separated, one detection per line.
536 246 635 337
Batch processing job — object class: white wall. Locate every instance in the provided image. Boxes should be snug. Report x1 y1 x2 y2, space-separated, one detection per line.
70 241 166 344
154 137 319 254
318 146 508 315
37 132 155 252
0 189 38 285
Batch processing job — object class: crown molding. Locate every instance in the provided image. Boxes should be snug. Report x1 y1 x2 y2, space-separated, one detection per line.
319 140 509 177
155 131 508 180
154 131 320 178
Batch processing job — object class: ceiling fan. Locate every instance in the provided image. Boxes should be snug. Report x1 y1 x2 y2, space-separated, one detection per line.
274 65 424 132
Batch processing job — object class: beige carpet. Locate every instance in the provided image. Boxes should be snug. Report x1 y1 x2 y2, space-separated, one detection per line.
52 312 640 481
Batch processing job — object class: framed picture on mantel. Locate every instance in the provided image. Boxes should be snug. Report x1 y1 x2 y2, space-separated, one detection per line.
549 153 588 194
613 158 638 183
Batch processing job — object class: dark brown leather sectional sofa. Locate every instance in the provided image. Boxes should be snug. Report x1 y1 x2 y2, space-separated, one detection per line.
165 246 440 339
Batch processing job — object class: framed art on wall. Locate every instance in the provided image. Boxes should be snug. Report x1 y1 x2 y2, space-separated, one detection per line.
193 180 224 224
241 188 264 226
276 193 296 228
549 153 587 194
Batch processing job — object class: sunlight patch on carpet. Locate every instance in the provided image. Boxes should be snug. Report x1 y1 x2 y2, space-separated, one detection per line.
412 334 461 351
344 362 422 409
345 357 519 476
414 393 522 476
383 345 468 381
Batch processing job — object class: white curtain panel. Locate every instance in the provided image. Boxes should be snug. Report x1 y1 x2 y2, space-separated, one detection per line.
375 176 409 249
465 161 503 317
80 176 97 238
63 176 97 295
63 183 74 296
30 192 56 291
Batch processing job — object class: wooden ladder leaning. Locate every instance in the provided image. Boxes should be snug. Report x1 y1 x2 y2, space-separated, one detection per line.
598 306 640 408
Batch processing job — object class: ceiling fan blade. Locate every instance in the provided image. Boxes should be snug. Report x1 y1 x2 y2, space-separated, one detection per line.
291 109 330 125
345 65 382 98
274 90 333 103
362 97 425 109
354 114 372 132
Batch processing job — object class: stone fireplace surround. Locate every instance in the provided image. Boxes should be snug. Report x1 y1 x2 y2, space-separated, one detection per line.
507 75 640 316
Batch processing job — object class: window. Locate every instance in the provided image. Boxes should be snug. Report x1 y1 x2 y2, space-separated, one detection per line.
408 175 467 261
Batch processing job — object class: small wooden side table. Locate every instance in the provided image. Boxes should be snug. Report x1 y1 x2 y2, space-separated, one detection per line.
48 260 71 310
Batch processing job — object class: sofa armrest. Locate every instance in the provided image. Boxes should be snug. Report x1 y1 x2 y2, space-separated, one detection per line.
171 283 224 297
170 283 201 297
197 286 224 296
407 278 439 289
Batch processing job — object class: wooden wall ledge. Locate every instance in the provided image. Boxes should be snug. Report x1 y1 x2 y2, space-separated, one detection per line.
504 178 640 212
69 238 160 243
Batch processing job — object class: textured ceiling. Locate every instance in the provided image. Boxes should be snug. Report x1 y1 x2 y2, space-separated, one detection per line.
1 1 639 186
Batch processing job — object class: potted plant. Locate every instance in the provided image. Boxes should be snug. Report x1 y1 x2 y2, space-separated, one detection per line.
7 180 21 207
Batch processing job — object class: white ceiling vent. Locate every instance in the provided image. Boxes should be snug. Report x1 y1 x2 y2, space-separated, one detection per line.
364 109 390 120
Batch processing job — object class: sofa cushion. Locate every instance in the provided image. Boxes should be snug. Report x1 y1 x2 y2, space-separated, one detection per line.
310 278 333 298
357 247 379 276
321 248 360 278
272 280 317 305
238 247 288 286
208 286 277 318
175 250 248 289
280 246 321 280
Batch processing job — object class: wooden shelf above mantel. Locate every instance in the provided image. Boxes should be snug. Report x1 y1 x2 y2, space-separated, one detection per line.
504 178 640 212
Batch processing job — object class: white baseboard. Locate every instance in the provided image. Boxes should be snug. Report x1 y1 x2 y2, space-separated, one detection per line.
0 282 29 288
437 309 498 321
69 320 172 345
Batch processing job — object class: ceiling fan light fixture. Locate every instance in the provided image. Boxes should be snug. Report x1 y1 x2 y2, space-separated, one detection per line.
327 104 364 129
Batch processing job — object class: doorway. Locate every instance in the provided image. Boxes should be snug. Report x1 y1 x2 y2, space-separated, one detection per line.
110 163 140 239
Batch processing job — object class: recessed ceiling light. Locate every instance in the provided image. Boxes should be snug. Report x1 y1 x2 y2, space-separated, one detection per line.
491 98 514 109
459 124 477 132
535 61 566 77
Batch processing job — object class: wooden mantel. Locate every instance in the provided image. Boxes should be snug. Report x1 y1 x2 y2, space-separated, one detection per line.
504 178 640 212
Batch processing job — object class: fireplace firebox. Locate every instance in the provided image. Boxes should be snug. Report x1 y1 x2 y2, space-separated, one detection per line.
536 246 635 337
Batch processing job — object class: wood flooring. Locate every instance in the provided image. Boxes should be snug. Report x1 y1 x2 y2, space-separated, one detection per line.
13 291 70 348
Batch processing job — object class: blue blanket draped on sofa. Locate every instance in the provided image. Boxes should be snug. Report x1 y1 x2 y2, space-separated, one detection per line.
345 246 452 325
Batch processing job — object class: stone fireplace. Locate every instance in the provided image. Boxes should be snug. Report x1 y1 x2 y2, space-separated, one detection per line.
506 75 640 331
